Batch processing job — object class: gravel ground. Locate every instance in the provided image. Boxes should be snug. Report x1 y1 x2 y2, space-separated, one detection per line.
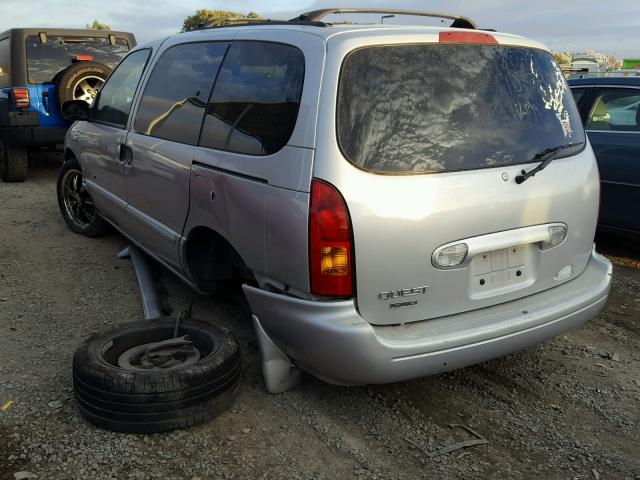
1 155 639 480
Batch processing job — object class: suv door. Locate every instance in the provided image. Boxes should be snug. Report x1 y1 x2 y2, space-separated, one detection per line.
187 39 309 290
79 48 150 227
584 87 640 232
124 41 228 269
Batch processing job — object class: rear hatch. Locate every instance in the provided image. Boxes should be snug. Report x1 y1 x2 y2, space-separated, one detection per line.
327 35 598 326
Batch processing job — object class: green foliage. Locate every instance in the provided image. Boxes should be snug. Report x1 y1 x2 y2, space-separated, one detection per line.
182 9 261 31
86 19 111 31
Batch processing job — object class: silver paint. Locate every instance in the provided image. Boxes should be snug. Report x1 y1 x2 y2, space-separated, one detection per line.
65 24 612 388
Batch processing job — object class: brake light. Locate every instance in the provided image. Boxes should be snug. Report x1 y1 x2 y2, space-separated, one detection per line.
12 88 30 109
439 31 498 45
74 55 94 62
309 179 353 297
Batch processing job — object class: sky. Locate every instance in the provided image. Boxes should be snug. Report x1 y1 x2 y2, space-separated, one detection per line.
1 0 638 58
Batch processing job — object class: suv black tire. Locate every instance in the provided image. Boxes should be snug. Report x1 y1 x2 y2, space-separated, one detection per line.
56 61 112 107
73 319 241 433
56 158 110 236
0 140 28 182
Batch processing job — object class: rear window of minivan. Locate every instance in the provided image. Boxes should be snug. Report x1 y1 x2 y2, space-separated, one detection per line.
337 44 585 174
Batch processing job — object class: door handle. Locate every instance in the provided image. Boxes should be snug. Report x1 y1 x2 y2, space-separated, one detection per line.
119 143 133 165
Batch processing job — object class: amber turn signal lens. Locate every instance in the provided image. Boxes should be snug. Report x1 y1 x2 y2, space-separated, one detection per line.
320 246 349 275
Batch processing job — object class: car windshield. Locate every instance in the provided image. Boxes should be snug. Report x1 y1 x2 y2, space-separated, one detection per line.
26 35 130 84
337 44 585 174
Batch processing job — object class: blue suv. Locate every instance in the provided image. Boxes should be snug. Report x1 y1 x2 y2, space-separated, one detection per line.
0 28 135 181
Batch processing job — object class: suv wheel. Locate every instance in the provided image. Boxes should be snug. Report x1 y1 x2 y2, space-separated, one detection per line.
0 141 28 182
73 319 241 433
56 62 112 107
56 158 109 236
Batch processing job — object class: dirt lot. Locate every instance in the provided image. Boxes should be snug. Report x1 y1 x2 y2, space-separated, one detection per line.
1 155 639 480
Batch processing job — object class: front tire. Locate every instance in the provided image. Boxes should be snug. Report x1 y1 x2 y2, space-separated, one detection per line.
0 140 28 182
57 158 109 236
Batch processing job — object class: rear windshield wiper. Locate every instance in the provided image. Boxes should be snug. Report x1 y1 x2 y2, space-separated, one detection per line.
515 143 583 184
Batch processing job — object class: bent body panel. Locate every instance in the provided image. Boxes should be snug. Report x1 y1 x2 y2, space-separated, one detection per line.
244 249 611 385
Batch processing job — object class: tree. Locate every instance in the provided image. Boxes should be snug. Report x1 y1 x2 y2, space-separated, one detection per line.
86 19 111 31
182 9 261 31
604 54 623 70
552 52 571 66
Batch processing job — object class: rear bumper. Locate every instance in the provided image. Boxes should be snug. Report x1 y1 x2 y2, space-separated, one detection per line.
0 125 68 147
243 249 612 385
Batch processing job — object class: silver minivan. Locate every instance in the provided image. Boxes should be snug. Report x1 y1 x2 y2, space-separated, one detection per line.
57 9 612 392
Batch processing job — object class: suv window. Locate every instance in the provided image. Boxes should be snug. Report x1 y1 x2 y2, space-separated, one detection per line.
134 42 228 145
0 37 10 87
571 88 588 105
26 35 130 84
199 41 305 156
338 45 585 174
586 89 640 132
93 49 150 128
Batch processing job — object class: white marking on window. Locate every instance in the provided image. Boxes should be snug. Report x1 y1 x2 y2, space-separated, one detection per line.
540 66 573 137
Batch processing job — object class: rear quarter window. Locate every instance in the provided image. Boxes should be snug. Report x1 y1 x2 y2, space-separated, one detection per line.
337 44 585 174
199 41 305 156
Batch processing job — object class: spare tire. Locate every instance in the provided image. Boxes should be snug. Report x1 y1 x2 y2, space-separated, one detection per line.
73 319 241 433
56 61 111 107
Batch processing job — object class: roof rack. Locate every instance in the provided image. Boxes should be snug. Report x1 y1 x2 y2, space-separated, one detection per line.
290 8 477 29
200 17 327 29
198 9 478 30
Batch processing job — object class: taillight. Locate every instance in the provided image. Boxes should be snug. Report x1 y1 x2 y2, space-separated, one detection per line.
12 88 30 109
309 178 353 297
439 31 498 45
74 55 94 62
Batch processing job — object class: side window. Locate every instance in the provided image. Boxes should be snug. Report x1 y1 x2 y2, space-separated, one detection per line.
93 49 150 129
570 88 587 105
586 89 640 132
0 37 10 88
200 41 305 156
134 42 228 145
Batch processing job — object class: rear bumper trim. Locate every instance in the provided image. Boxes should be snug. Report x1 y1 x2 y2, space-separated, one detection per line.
243 250 612 386
0 126 67 147
392 295 604 363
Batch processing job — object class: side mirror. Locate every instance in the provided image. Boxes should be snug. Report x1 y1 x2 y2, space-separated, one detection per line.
61 100 91 122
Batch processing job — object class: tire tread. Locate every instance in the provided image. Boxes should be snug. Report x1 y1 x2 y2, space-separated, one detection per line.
0 143 28 182
72 319 241 433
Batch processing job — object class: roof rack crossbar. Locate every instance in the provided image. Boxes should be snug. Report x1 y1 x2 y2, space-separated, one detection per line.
291 8 477 29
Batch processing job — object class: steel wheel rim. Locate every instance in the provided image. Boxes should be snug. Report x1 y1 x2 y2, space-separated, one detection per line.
72 75 104 105
62 168 96 229
117 338 202 372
